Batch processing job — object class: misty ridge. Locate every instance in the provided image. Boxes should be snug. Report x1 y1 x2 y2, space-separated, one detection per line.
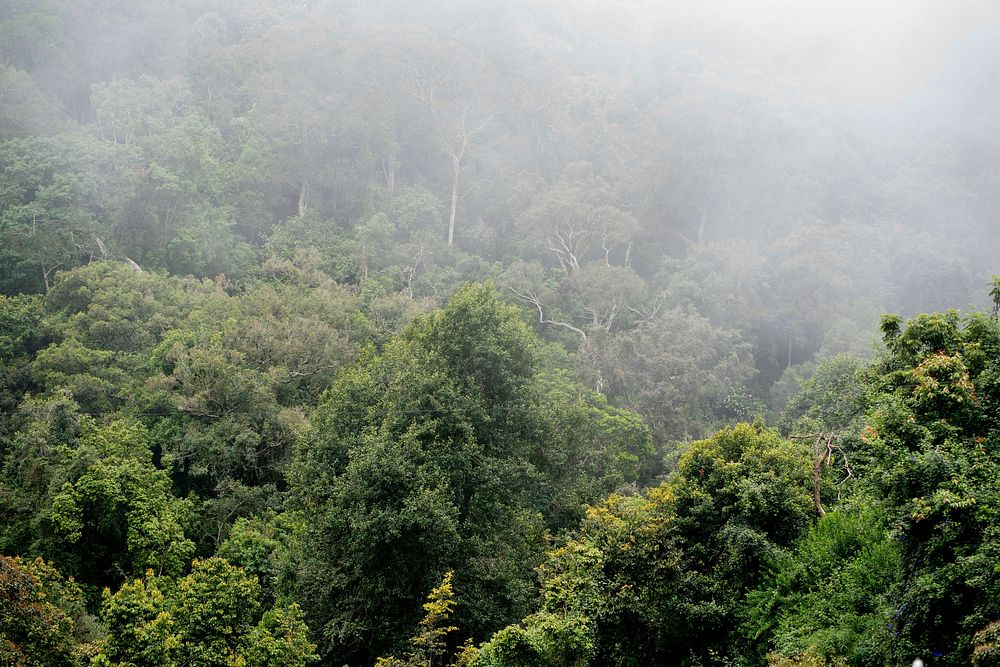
1 1 1000 666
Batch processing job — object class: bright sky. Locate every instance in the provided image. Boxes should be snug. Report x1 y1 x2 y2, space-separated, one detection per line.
552 0 1000 106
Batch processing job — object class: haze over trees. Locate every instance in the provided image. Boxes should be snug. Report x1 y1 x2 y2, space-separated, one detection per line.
1 1 999 665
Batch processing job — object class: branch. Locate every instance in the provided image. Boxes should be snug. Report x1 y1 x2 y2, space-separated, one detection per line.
626 295 664 323
499 279 587 341
792 432 854 512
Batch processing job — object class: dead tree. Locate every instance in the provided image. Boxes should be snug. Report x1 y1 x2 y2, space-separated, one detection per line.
792 433 853 517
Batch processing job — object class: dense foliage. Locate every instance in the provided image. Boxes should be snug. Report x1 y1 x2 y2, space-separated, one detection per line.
2 1 999 665
290 284 651 664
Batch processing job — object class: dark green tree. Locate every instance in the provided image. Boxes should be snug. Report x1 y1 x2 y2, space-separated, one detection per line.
290 283 649 664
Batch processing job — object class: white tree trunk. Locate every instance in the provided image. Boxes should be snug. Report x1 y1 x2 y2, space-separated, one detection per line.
447 153 460 246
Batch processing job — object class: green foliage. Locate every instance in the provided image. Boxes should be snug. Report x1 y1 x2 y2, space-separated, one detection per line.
0 134 129 294
216 511 302 606
531 369 655 522
974 620 1000 667
475 423 814 665
746 507 902 665
780 354 867 434
376 571 463 667
289 287 539 663
582 306 758 448
857 309 1000 664
0 293 43 361
31 419 194 594
0 262 363 537
92 557 317 667
2 4 1000 665
469 613 595 667
0 394 194 598
0 391 82 548
291 283 650 664
0 555 97 666
990 276 1000 318
0 293 45 430
411 571 460 665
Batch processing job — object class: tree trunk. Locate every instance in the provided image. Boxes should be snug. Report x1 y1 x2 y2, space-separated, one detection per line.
298 177 309 217
813 439 826 517
382 157 397 195
447 154 460 247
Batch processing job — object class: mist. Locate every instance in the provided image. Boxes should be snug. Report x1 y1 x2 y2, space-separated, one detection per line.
556 0 1000 104
2 1 1000 664
3 0 999 468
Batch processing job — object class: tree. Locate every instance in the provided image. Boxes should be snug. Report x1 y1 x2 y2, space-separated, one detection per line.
0 134 128 293
474 423 814 666
746 507 902 665
0 64 68 137
0 555 96 667
290 283 650 664
0 293 44 432
290 284 545 664
515 162 636 274
779 354 867 435
583 306 757 448
410 36 499 247
216 511 302 607
32 419 195 593
529 369 655 523
855 309 1000 665
92 557 317 667
93 75 255 278
376 571 465 667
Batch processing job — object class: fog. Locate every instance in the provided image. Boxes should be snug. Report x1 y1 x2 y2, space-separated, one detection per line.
557 0 1000 106
5 4 1000 663
2 0 999 425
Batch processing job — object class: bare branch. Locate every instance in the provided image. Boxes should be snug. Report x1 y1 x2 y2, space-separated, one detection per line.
499 278 587 341
793 432 853 513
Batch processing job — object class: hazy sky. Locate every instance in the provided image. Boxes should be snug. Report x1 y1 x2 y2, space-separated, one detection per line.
552 0 1000 107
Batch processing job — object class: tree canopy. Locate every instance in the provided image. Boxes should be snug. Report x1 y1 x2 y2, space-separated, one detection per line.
1 1 999 665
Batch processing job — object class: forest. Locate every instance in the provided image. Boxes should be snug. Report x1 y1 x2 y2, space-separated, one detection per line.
1 1 999 665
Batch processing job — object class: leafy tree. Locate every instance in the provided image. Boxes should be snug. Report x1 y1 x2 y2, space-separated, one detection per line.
746 507 902 665
0 293 44 431
291 283 649 664
0 555 97 667
140 279 359 507
476 423 814 666
92 557 317 667
0 393 194 598
376 571 468 667
856 309 1000 665
0 64 68 137
26 262 209 413
583 306 758 449
0 391 82 551
516 162 636 274
779 354 867 434
30 419 195 595
0 135 128 293
216 511 303 607
530 369 655 522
